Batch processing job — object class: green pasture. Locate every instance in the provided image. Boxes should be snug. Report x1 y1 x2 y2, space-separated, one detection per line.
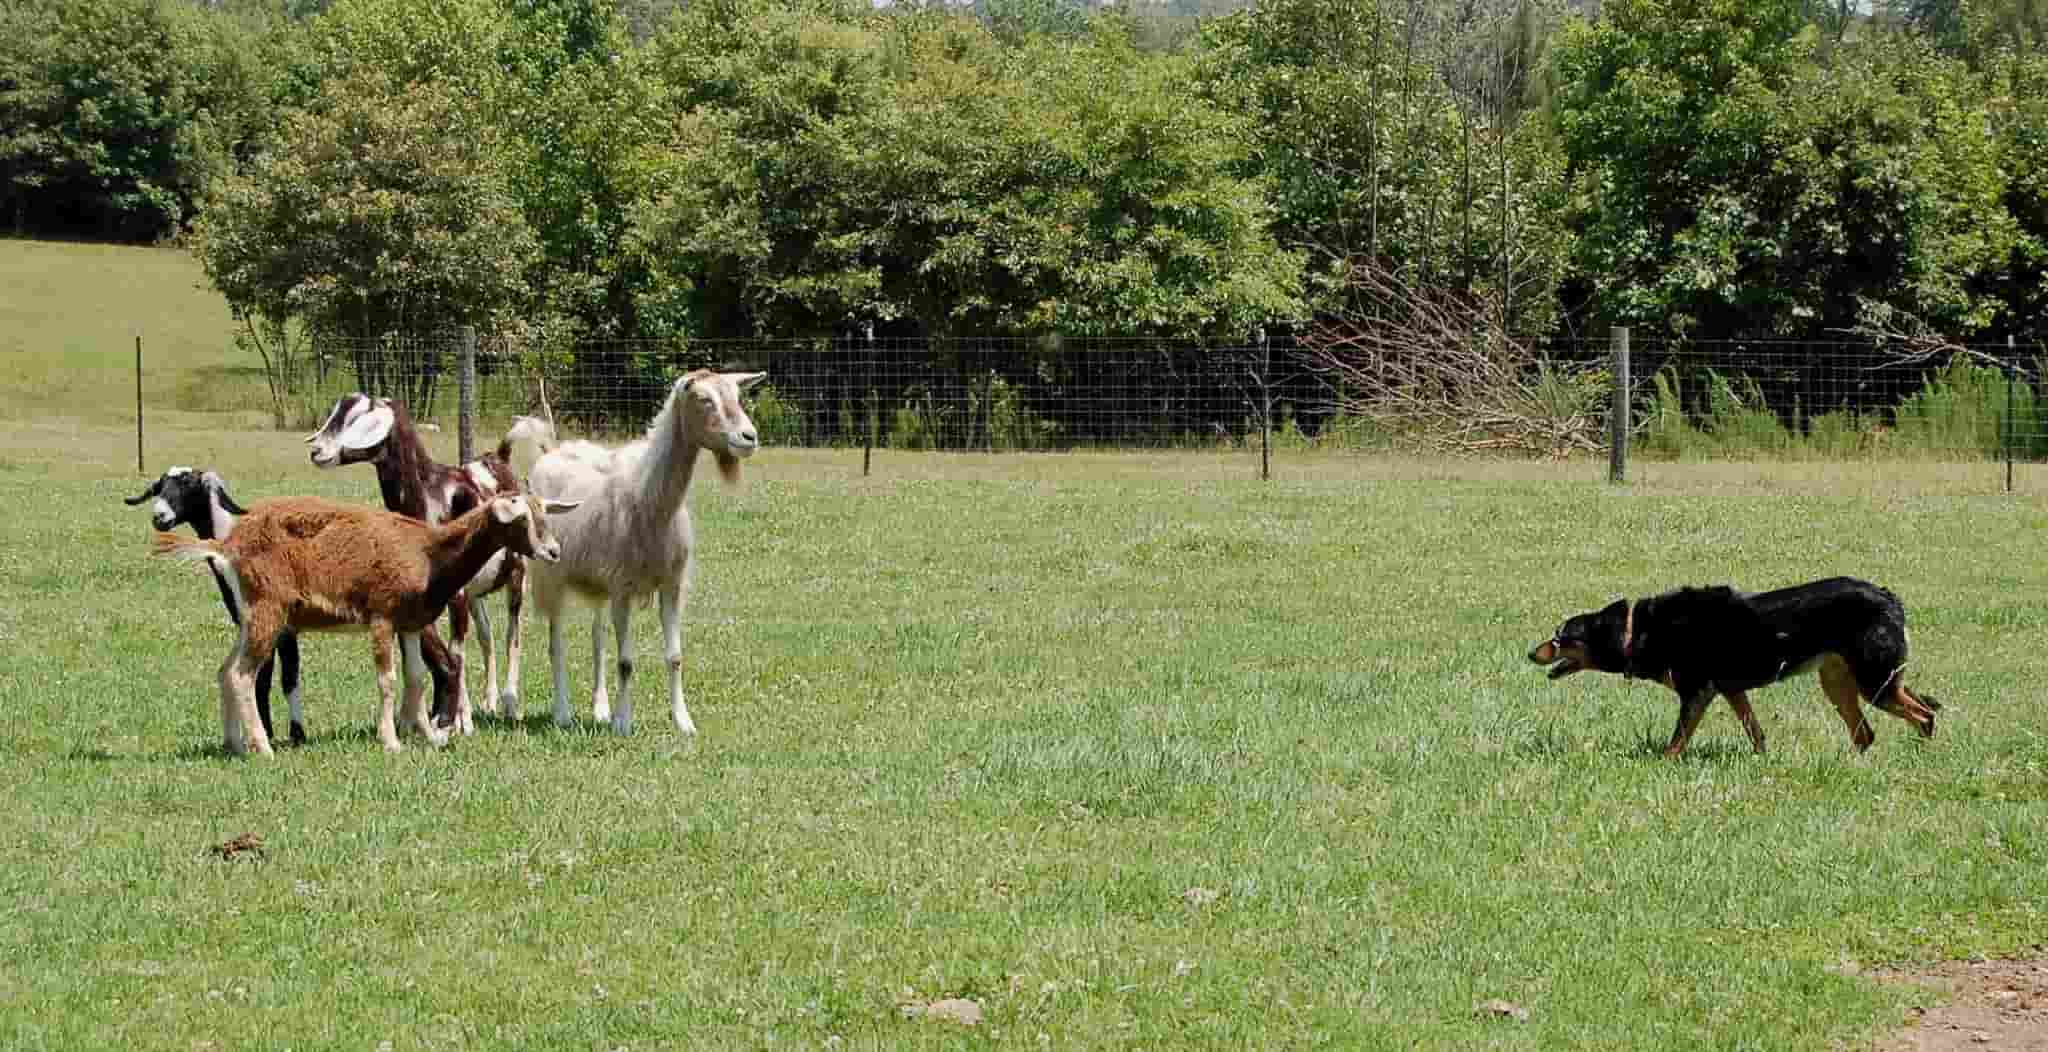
3 240 2047 1049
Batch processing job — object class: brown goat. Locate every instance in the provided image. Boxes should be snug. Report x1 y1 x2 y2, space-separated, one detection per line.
154 493 578 755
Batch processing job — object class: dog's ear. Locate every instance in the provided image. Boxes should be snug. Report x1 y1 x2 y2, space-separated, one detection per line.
1600 599 1628 619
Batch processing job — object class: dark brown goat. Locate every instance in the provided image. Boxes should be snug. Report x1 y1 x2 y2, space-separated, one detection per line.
306 394 534 734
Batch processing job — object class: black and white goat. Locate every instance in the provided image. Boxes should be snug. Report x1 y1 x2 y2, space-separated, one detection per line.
127 467 306 747
306 394 540 734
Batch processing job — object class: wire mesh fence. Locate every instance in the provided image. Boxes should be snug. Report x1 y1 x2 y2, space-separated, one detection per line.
1623 337 2048 465
286 331 2048 483
299 334 1326 458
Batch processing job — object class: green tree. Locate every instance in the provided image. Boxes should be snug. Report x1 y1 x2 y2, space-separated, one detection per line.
974 0 1090 44
0 0 281 240
624 0 901 337
1889 0 2047 63
625 6 1300 339
1985 49 2048 345
1195 0 1571 333
192 68 540 342
1549 0 2013 337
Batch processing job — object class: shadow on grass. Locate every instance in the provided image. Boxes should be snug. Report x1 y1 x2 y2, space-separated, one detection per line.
104 712 652 762
156 729 357 763
1630 735 1763 763
465 711 656 751
1504 722 1765 763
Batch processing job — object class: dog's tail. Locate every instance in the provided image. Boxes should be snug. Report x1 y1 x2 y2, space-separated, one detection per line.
154 533 246 620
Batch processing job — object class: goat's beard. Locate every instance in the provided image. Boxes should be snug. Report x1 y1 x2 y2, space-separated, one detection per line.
714 449 741 484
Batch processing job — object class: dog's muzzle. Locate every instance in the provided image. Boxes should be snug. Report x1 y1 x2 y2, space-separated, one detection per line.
1529 639 1584 679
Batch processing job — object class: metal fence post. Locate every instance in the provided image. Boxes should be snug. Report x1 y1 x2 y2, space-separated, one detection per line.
457 326 477 463
134 334 144 475
862 324 875 478
1609 326 1630 484
2009 334 2018 494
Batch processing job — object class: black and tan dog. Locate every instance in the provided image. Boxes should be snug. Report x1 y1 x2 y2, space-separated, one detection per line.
1528 577 1940 757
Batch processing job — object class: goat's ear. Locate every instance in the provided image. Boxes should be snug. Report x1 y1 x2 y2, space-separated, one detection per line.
489 496 530 524
337 405 395 451
123 478 162 505
210 476 250 516
539 498 582 514
731 371 767 391
306 393 357 442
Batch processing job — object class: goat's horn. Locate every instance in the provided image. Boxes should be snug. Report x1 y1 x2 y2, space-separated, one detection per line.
123 481 161 505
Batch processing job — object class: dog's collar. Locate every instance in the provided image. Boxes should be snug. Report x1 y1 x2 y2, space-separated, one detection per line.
1620 599 1636 678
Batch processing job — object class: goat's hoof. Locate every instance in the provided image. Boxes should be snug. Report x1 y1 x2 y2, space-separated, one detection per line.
381 740 403 753
610 716 633 736
289 723 308 747
673 714 698 736
497 693 521 721
592 698 611 723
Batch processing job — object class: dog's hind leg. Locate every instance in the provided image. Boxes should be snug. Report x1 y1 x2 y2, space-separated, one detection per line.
1724 691 1766 754
1820 655 1876 752
1662 690 1714 759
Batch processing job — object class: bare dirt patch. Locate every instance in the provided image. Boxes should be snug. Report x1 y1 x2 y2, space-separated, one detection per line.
1873 957 2048 1051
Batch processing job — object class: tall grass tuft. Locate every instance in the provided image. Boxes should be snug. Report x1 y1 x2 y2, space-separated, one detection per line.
1639 360 2041 461
1892 357 2042 458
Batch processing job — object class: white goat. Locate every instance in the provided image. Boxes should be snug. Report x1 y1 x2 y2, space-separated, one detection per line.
520 369 764 735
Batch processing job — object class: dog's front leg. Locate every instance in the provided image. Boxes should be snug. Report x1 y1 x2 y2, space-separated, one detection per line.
1662 689 1714 759
1724 691 1766 754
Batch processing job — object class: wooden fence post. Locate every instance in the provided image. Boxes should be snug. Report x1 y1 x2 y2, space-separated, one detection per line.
2008 334 2018 494
863 324 875 478
1258 326 1272 482
457 326 477 463
1609 326 1630 484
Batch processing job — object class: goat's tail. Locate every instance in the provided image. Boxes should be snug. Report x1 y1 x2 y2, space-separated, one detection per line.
500 414 557 465
153 533 247 619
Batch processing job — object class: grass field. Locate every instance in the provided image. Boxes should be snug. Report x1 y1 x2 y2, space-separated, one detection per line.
4 240 2048 1049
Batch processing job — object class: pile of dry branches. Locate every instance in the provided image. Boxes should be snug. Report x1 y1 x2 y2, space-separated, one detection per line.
1304 263 1606 457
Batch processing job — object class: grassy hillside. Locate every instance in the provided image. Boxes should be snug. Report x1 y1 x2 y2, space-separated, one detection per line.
0 239 265 425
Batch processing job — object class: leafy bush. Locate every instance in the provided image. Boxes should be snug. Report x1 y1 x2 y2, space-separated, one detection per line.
983 376 1059 451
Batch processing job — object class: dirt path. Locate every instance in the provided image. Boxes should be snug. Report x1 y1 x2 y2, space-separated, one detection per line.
1874 958 2048 1051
